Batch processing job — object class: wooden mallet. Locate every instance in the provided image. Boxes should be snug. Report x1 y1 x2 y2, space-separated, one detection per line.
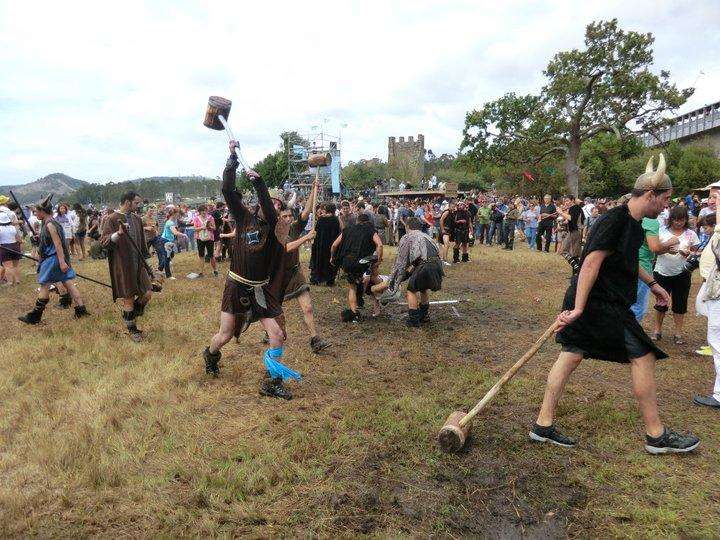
438 322 559 453
307 152 331 230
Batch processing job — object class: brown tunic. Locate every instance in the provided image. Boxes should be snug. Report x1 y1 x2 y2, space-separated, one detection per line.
100 211 152 301
219 153 286 335
270 216 309 302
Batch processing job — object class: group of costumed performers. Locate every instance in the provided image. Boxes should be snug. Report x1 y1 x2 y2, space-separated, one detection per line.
371 216 444 326
18 194 89 324
269 178 331 354
531 154 700 455
99 191 156 342
203 140 315 400
329 212 384 323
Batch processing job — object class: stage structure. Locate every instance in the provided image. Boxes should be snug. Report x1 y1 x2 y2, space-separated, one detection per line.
287 131 342 194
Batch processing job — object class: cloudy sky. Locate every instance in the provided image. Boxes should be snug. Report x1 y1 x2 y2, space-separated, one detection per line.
1 0 718 185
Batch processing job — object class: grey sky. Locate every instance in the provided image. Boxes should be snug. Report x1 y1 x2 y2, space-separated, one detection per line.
1 0 718 185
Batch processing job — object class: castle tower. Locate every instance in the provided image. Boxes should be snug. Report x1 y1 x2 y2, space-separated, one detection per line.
388 134 425 185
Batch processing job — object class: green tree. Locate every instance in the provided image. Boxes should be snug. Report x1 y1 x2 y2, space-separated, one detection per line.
460 19 692 196
342 159 387 189
673 144 720 194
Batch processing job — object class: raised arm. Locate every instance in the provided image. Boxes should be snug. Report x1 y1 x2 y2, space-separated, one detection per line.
248 169 277 230
222 142 248 222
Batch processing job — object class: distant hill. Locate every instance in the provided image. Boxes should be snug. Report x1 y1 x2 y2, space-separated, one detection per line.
1 173 89 204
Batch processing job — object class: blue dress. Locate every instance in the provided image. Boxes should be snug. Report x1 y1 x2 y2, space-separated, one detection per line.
37 244 76 284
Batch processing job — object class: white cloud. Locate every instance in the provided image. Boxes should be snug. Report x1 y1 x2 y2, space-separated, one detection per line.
0 0 718 184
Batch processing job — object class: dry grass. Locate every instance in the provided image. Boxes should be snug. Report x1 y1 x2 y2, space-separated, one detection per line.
1 242 719 537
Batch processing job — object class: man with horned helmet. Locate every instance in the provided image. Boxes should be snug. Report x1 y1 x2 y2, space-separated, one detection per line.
530 154 700 455
99 191 154 343
203 140 301 400
18 194 89 324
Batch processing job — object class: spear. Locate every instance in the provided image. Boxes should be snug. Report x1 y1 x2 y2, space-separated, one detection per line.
1 246 112 289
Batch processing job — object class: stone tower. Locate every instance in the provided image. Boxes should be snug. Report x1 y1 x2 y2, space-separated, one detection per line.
388 134 425 185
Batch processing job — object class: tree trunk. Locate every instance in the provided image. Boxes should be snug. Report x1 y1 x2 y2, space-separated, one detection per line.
564 138 581 197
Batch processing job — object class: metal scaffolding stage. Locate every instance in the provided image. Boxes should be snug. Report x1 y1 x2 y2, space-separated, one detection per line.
287 131 341 193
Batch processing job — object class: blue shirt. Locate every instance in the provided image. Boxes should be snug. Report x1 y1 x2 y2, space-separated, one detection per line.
161 219 176 242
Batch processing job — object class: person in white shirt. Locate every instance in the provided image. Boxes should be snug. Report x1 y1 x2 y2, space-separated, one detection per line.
0 210 22 284
651 205 699 344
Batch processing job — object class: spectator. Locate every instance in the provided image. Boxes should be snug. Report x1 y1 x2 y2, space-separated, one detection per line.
536 194 557 252
521 201 539 249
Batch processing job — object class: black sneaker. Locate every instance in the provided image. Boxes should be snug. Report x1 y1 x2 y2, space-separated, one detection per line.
74 305 90 319
529 423 577 448
260 377 293 400
310 336 330 353
645 428 699 455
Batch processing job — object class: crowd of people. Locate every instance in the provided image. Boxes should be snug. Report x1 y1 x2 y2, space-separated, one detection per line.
2 149 719 453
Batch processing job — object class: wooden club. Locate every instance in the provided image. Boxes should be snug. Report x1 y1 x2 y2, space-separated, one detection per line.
438 322 559 453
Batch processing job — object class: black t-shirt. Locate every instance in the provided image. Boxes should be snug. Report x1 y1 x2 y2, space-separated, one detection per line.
539 204 557 226
568 204 585 232
575 205 642 307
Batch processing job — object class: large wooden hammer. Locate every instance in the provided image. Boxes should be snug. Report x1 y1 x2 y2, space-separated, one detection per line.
438 322 559 453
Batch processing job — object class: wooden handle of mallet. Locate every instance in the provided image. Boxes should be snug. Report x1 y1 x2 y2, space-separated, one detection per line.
311 167 320 232
458 322 560 428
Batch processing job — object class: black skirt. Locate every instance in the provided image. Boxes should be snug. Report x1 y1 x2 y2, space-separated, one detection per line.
556 289 667 363
407 259 444 293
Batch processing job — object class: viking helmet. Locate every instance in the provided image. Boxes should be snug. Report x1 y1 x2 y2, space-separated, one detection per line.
36 193 53 213
634 154 672 191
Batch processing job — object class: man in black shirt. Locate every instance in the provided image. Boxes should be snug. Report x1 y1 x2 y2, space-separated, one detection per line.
559 196 585 274
530 154 699 455
536 194 557 252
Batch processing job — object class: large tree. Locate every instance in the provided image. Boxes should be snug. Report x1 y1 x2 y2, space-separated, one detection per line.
460 19 693 196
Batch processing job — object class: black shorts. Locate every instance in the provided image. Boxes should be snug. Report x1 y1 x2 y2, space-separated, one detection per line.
407 260 443 293
562 327 652 361
197 239 214 261
653 271 691 314
341 255 370 284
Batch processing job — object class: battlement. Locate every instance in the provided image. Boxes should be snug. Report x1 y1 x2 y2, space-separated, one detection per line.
387 134 425 184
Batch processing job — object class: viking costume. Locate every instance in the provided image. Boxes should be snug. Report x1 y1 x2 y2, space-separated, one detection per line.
19 194 89 324
386 229 444 326
310 214 340 285
334 220 377 284
204 151 300 393
276 215 310 301
453 206 472 263
100 209 153 341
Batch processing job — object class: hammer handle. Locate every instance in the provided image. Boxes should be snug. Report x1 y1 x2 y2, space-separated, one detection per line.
459 322 559 428
311 168 320 231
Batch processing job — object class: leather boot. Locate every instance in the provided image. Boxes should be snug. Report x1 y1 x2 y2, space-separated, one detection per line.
19 298 49 325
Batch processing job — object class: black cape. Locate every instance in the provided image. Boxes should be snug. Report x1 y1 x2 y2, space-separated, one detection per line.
310 215 341 283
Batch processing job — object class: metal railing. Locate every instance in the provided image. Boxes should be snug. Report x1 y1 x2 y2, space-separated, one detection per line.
642 101 720 146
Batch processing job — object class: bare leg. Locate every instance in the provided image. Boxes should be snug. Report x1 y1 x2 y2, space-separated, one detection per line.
348 284 358 312
371 280 389 295
38 283 51 300
630 353 663 438
536 352 583 426
406 290 419 309
62 279 85 306
297 291 317 338
654 309 665 336
419 290 429 304
260 317 285 348
672 313 684 337
209 311 236 353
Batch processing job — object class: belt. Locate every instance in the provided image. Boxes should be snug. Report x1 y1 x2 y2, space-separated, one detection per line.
227 271 269 309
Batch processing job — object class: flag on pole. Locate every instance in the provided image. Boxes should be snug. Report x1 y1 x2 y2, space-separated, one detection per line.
522 171 535 182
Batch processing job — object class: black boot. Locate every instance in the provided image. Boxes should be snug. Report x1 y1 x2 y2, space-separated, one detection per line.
356 282 365 308
74 305 90 319
19 298 49 325
453 248 460 263
461 253 469 263
58 293 72 308
203 346 221 377
122 310 142 342
406 308 421 328
260 377 293 400
132 298 146 318
419 303 430 322
310 335 330 353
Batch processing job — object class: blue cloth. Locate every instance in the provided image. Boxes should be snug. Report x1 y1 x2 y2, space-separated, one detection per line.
525 227 537 248
263 347 301 381
630 280 651 321
37 246 76 284
161 219 176 242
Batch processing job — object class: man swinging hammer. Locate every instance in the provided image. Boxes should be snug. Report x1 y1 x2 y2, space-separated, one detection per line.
203 141 300 400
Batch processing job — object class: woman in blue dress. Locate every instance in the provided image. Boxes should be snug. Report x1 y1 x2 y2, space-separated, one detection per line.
18 195 89 324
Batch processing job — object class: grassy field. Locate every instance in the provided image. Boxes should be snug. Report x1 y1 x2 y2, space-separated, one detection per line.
1 242 719 537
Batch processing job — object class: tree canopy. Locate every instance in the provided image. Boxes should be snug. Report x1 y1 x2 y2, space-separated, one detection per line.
460 19 693 196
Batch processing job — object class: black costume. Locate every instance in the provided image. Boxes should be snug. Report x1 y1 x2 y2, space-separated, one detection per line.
310 215 340 285
219 153 284 336
556 205 667 362
334 221 376 284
